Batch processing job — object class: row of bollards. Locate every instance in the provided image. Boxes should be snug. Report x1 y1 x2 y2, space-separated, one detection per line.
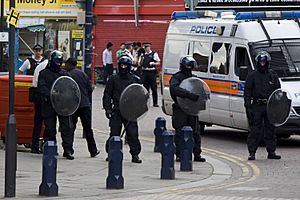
38 117 194 195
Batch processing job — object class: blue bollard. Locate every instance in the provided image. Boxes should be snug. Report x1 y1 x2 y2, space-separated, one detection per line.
106 136 124 189
154 117 166 152
180 126 194 171
160 130 175 179
39 141 58 196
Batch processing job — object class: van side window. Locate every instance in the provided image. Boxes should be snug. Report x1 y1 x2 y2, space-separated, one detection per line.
235 47 251 76
210 43 231 75
164 40 188 69
192 41 210 72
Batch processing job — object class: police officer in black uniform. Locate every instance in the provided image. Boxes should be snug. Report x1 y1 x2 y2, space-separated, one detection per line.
244 51 281 160
170 56 206 162
103 56 142 163
141 43 160 107
65 58 100 158
38 51 74 160
18 44 45 75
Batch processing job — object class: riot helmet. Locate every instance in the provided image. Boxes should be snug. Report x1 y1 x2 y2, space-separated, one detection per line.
118 55 132 75
180 56 196 73
49 50 64 72
255 51 271 72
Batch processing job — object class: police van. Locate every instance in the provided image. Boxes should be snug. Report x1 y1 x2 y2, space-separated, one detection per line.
161 10 300 136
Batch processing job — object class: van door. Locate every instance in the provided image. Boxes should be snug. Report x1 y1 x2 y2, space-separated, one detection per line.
230 42 253 130
207 41 232 127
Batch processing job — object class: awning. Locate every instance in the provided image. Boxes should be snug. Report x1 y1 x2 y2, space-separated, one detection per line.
26 24 47 32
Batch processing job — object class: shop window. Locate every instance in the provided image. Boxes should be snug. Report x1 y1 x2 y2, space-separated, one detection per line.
192 41 210 72
235 47 251 77
210 43 231 75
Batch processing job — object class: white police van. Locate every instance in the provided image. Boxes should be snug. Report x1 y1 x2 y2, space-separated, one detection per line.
161 10 300 136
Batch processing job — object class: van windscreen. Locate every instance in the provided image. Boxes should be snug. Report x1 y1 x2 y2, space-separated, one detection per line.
250 39 300 78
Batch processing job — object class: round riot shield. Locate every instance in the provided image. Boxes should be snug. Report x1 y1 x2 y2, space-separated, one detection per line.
177 77 210 116
50 76 81 116
267 89 292 127
119 84 150 121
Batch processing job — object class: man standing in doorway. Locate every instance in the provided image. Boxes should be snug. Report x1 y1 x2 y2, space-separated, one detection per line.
102 42 113 84
141 43 160 107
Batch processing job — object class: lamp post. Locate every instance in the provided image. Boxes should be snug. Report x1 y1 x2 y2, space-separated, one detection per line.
5 0 17 197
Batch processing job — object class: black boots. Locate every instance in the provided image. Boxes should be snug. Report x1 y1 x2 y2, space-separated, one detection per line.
63 152 74 160
268 152 281 160
176 155 206 162
132 155 142 163
90 150 100 158
248 152 255 160
194 155 206 162
248 152 281 160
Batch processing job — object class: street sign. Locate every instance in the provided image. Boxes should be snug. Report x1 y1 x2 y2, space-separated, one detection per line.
0 32 8 42
6 8 20 27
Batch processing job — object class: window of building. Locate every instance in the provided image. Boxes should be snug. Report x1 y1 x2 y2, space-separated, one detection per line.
235 47 251 77
210 42 231 75
192 41 210 72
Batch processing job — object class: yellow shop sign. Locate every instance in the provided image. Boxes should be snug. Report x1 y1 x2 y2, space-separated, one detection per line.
1 0 80 17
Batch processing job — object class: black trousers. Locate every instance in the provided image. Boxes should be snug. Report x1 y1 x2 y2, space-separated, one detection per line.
172 104 202 157
142 70 158 105
247 104 277 154
105 111 141 156
31 99 43 150
103 64 113 84
43 114 74 154
72 107 97 154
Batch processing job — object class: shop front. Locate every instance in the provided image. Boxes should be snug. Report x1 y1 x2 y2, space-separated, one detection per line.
2 0 84 68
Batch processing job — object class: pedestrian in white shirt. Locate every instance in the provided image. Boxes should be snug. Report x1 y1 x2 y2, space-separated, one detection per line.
102 42 113 84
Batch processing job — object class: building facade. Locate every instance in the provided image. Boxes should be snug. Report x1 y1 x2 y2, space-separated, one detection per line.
2 0 84 67
93 0 185 68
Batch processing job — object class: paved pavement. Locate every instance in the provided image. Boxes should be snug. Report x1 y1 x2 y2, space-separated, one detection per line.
1 85 298 200
0 125 234 200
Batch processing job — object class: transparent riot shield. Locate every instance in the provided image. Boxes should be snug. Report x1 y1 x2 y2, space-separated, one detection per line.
267 89 292 127
50 76 81 116
177 77 210 116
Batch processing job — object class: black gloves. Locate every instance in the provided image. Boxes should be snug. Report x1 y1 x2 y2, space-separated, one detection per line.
105 109 113 119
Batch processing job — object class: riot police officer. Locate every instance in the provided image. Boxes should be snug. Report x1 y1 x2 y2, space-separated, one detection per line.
38 51 74 160
170 56 206 162
244 51 281 160
103 56 142 163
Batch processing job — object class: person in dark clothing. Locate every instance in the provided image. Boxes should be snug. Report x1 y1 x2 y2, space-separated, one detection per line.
141 43 160 107
30 50 52 154
38 50 74 160
244 51 281 160
170 56 206 162
103 56 142 163
65 58 100 158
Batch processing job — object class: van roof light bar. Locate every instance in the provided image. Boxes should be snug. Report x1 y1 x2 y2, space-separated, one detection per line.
235 11 300 20
171 10 236 20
